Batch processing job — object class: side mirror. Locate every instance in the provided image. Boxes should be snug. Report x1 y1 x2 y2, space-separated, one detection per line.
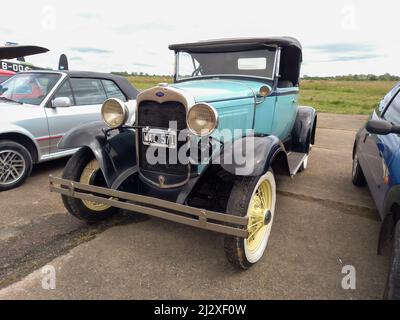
52 97 71 108
366 119 400 135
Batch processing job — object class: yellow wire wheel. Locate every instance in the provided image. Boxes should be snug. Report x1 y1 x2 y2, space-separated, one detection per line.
79 159 112 212
246 179 273 252
224 170 276 269
244 171 276 263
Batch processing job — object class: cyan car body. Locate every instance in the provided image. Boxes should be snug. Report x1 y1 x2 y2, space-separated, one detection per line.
51 37 317 269
172 78 299 140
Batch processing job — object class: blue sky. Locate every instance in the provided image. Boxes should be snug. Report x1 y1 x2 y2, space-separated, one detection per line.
1 0 398 76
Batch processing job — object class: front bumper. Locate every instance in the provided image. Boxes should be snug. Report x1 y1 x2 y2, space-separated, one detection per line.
49 175 249 238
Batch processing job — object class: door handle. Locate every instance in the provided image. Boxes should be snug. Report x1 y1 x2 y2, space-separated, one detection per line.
292 99 297 104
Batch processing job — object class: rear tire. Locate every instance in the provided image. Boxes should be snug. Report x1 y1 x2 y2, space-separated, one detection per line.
0 140 32 191
385 220 400 300
61 147 118 222
224 170 276 270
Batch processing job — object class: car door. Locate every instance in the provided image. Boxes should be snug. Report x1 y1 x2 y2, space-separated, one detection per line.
359 88 400 215
45 77 109 153
272 88 299 140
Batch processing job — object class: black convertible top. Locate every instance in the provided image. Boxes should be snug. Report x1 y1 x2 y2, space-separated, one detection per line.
64 70 139 100
0 45 49 60
169 37 302 86
169 37 302 54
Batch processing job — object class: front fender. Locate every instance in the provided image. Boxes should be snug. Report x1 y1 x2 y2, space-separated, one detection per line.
292 106 317 153
59 121 137 188
214 135 286 176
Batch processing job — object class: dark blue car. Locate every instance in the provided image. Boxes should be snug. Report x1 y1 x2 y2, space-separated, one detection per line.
352 82 400 299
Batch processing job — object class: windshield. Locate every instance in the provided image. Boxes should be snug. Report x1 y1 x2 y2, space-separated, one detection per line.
176 48 277 81
0 73 61 105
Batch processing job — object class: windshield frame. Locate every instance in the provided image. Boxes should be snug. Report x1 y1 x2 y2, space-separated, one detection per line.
174 47 280 83
0 71 64 106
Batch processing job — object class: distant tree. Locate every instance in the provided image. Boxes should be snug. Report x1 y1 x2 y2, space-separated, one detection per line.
301 73 400 81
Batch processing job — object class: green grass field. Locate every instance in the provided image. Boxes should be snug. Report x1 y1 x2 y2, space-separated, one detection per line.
127 76 397 115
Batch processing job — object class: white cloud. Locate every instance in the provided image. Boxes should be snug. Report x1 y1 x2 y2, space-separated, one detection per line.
0 0 398 76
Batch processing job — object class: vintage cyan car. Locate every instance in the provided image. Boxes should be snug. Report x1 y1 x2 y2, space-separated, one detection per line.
50 37 317 269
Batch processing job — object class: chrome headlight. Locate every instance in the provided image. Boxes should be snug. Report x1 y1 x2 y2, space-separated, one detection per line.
101 98 129 129
186 103 218 136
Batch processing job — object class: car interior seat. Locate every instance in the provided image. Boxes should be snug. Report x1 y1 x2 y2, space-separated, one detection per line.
277 80 294 88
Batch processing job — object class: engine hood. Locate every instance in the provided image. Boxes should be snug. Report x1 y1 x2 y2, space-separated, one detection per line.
171 79 270 104
0 101 39 123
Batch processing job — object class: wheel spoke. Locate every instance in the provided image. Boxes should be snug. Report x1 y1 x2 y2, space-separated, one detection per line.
0 171 7 182
3 171 11 182
3 152 12 163
12 166 21 176
257 189 266 209
9 170 17 180
248 220 264 229
248 225 265 239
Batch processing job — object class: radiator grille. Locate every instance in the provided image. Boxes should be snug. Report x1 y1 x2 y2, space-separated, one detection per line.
137 100 188 176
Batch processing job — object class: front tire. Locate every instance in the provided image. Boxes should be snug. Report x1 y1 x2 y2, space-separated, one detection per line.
224 170 276 269
385 220 400 300
61 147 118 222
0 140 33 191
352 151 366 187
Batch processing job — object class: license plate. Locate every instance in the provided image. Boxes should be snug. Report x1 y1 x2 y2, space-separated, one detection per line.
142 128 177 148
1 60 31 72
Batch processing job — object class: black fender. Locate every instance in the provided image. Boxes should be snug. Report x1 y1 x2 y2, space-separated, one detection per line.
58 121 137 189
291 106 317 153
213 135 290 177
176 136 290 204
378 185 400 254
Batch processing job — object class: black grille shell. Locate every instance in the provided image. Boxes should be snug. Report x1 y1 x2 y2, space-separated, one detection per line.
137 100 189 178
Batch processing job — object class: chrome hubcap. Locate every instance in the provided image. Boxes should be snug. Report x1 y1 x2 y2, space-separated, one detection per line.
0 150 26 185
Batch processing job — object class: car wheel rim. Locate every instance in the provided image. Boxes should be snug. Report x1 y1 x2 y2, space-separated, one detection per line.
0 150 26 186
80 159 112 212
246 179 273 253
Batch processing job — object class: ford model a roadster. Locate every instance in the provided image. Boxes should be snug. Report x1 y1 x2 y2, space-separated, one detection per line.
49 37 317 269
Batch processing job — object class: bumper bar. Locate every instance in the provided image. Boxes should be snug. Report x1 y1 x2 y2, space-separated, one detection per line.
49 175 249 238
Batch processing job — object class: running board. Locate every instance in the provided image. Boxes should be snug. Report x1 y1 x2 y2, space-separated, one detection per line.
287 152 308 176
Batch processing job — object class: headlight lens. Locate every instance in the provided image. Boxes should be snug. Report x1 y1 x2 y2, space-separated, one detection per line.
187 103 218 136
101 98 129 129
